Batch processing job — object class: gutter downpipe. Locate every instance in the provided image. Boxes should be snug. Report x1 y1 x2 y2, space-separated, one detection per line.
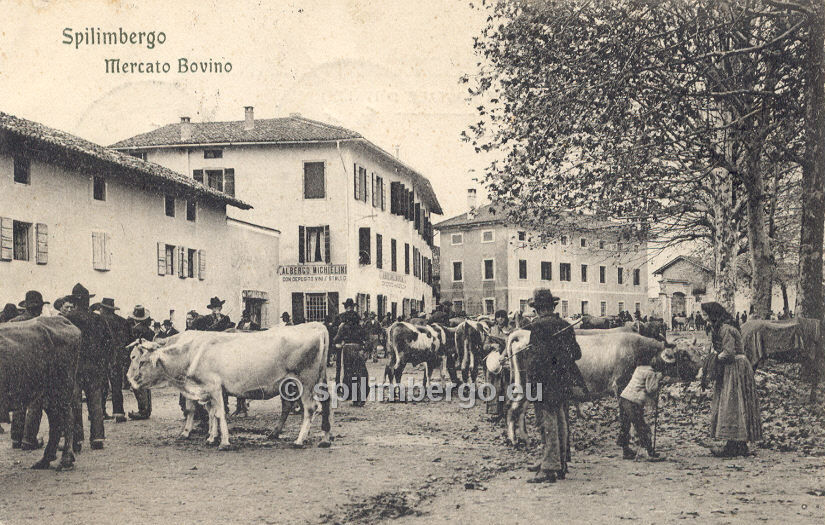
337 140 352 304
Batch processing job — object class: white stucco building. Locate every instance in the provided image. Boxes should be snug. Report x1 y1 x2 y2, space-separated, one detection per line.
112 108 441 322
1 112 279 327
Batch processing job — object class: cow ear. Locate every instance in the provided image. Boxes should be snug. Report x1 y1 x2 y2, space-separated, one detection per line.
661 348 676 363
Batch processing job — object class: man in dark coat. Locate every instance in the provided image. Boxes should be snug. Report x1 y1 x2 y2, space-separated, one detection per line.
429 303 451 326
9 291 49 449
237 311 260 331
160 319 180 338
204 297 233 331
64 283 111 451
333 299 368 406
95 298 131 423
179 311 209 428
126 305 154 420
522 288 583 484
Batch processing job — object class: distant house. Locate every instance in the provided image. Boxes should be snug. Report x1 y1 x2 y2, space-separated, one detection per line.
651 255 714 319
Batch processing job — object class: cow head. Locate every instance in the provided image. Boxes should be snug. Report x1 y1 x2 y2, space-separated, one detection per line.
126 339 168 389
656 338 702 383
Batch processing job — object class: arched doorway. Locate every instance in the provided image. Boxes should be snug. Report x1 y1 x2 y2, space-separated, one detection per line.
671 292 686 316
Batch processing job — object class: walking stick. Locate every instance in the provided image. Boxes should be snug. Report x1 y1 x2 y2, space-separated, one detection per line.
652 391 659 454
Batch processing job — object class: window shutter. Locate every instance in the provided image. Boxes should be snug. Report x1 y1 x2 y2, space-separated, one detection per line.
224 169 235 197
157 242 166 275
193 169 203 184
92 232 104 270
376 233 383 269
324 225 331 263
34 223 48 265
353 164 359 200
327 292 339 317
178 246 186 278
390 182 397 214
298 226 305 263
292 292 305 324
359 227 371 265
381 179 386 210
104 232 112 270
0 217 12 261
198 249 206 280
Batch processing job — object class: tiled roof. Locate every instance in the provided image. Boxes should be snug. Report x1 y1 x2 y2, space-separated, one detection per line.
0 111 251 209
433 203 504 229
653 255 713 276
110 115 442 214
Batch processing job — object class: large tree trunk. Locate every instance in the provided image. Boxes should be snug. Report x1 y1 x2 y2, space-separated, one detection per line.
712 170 737 313
797 4 825 323
745 151 774 319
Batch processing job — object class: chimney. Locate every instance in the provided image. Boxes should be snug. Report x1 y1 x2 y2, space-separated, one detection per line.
180 116 191 141
393 144 400 159
244 106 254 130
467 188 477 213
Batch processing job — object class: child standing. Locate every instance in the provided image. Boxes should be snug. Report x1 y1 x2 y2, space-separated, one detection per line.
618 352 663 459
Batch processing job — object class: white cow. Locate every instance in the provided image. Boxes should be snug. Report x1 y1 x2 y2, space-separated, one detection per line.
127 322 332 449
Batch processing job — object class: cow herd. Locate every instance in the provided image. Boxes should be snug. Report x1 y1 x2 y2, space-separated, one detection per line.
1 313 703 472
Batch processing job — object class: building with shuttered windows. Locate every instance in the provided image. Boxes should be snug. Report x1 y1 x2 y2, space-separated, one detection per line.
1 112 279 327
112 108 441 322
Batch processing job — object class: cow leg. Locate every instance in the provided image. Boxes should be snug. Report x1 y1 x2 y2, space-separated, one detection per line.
469 351 477 384
204 400 219 445
423 361 430 391
212 392 232 450
318 386 332 448
293 389 316 448
267 397 293 441
179 398 196 439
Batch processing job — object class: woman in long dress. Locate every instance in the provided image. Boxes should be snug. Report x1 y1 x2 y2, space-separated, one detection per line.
701 302 762 457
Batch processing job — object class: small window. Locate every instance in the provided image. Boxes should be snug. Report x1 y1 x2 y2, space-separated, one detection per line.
187 249 197 278
304 162 325 199
376 233 383 269
451 233 463 245
187 200 197 222
93 176 106 201
204 149 223 159
599 240 605 249
481 230 495 243
452 261 463 282
301 226 329 263
561 235 568 246
405 243 410 274
635 302 641 314
453 300 464 313
206 170 223 192
581 300 589 316
165 244 175 275
617 242 623 252
580 237 587 248
129 151 147 161
484 298 495 315
600 301 607 316
599 266 606 284
561 300 569 318
560 263 571 282
519 259 527 280
165 196 175 217
618 267 624 284
391 238 398 272
633 268 641 286
483 259 495 280
581 264 587 282
618 302 625 313
520 299 528 312
14 157 30 184
541 261 552 280
518 231 526 241
13 221 31 261
634 244 639 252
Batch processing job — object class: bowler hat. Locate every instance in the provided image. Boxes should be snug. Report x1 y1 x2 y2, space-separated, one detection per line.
19 290 49 309
97 298 119 311
70 283 95 300
281 312 290 320
207 297 225 309
128 305 151 321
528 288 560 309
343 298 356 308
152 321 161 329
162 319 172 327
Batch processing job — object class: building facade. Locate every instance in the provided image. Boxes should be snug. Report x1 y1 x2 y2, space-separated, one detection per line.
435 201 649 318
112 108 441 322
1 112 279 328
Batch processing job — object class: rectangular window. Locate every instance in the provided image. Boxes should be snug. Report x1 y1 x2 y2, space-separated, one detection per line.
165 244 175 275
518 231 526 241
617 242 623 252
452 261 463 282
600 301 607 316
618 267 624 284
561 300 569 318
165 196 175 217
481 230 495 243
484 298 495 315
560 263 571 281
520 299 528 312
633 268 641 286
599 240 605 249
376 233 383 269
206 170 223 192
187 248 196 278
391 238 397 272
581 300 589 316
204 149 223 159
357 166 368 202
303 162 325 199
453 300 464 313
305 293 328 322
12 221 31 261
193 169 203 184
599 266 606 284
93 176 106 201
581 264 587 282
541 261 552 280
635 302 641 314
299 225 330 263
405 243 410 274
519 259 527 280
580 237 587 248
618 301 625 313
451 233 463 245
14 157 30 184
561 235 568 246
483 259 495 280
186 200 197 221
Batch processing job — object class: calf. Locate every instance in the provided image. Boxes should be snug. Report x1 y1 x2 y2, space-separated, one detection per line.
0 316 81 470
385 322 459 394
128 322 331 449
456 320 489 384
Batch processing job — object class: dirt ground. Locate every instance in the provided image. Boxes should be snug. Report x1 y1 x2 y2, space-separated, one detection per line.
1 342 824 525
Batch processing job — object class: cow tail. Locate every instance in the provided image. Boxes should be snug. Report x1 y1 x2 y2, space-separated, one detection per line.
460 323 470 372
390 324 402 371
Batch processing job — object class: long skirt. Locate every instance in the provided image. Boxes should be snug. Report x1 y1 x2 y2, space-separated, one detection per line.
710 355 762 442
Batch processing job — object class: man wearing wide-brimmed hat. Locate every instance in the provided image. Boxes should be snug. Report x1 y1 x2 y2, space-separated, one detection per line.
127 305 155 420
95 298 131 423
8 290 49 450
204 296 233 332
522 288 583 484
63 283 110 451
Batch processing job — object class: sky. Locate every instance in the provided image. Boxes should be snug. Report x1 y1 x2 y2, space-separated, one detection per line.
1 0 670 296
